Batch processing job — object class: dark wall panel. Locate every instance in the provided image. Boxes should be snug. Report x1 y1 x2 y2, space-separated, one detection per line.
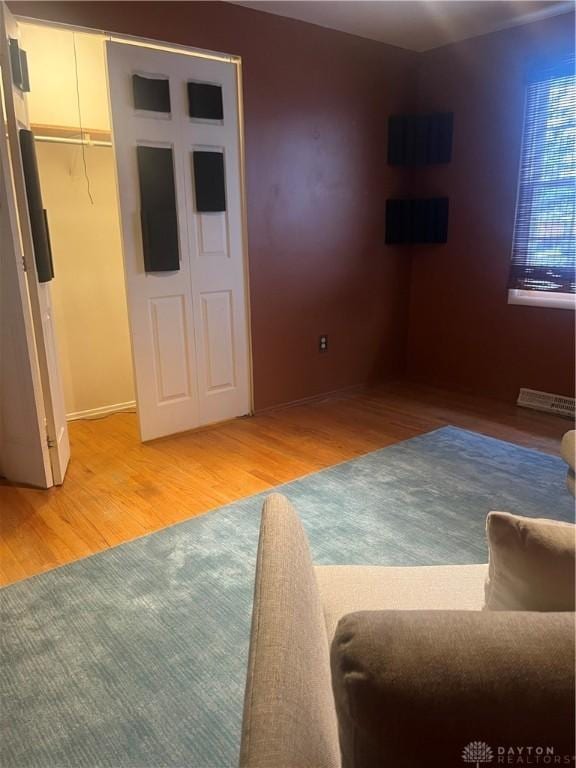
388 113 453 165
385 198 448 244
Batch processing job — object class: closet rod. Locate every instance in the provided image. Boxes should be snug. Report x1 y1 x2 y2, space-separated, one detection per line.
33 135 112 148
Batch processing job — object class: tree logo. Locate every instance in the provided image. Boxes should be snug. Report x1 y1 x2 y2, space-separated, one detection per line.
462 741 494 767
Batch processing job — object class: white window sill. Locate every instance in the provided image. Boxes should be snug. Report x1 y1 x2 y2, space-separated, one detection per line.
508 289 575 310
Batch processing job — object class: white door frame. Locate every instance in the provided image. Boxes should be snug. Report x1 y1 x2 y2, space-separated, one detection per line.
14 15 255 420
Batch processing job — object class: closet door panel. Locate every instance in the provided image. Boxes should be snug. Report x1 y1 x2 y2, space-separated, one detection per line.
184 74 250 426
107 41 251 440
149 295 192 402
0 4 68 483
197 212 228 258
107 44 200 440
201 290 235 392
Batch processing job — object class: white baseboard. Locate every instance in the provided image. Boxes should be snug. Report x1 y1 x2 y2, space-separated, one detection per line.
66 400 136 422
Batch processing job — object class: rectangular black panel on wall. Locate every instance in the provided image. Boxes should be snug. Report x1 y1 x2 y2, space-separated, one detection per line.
136 146 180 271
188 82 223 120
133 74 171 113
19 129 54 282
193 151 226 212
388 113 453 165
385 198 449 244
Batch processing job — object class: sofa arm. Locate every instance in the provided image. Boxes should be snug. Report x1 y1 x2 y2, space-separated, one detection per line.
331 610 575 768
239 494 340 768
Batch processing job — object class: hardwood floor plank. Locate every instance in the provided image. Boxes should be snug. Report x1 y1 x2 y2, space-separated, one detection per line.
0 540 27 584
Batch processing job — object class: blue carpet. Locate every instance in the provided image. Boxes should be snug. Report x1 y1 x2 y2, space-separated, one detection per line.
1 427 573 768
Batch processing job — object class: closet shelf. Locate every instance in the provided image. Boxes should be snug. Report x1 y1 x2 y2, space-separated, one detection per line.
31 123 112 147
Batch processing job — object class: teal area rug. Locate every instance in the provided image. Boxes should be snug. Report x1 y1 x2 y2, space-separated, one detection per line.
1 427 573 767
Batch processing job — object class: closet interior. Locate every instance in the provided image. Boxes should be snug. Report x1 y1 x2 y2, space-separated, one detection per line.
20 21 135 421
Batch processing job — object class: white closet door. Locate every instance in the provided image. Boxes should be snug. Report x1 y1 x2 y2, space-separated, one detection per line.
0 3 69 484
106 42 251 441
0 84 52 488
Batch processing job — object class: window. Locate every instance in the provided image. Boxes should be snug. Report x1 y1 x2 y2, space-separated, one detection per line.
508 61 575 310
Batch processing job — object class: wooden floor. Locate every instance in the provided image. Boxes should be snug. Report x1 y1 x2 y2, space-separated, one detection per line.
0 381 569 587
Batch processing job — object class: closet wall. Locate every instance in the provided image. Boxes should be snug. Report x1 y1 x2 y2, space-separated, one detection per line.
20 22 134 418
36 143 134 417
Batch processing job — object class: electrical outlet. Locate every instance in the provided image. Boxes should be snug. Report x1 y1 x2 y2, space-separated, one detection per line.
319 335 328 353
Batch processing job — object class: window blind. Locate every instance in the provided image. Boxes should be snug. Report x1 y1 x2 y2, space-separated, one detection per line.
509 61 576 295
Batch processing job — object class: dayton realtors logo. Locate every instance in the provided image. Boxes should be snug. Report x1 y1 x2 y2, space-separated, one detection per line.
462 742 576 766
462 742 494 767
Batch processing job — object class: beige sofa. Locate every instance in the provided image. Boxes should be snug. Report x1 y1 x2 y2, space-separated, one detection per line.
239 493 488 768
239 492 574 768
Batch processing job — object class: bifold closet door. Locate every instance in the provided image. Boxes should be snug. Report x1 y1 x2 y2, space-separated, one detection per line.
1 3 69 485
106 42 251 441
0 76 52 487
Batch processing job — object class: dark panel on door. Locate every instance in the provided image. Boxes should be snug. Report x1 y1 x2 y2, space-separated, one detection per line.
192 151 226 212
132 74 171 113
136 145 180 271
19 129 54 282
188 82 223 120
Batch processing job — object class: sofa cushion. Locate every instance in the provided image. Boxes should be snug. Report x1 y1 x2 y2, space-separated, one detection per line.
485 511 575 611
331 610 575 768
315 563 487 641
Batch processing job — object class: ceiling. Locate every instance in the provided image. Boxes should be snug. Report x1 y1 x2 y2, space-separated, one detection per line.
234 1 573 52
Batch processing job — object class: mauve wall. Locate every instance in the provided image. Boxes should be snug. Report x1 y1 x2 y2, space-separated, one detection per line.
12 1 417 410
406 12 575 402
